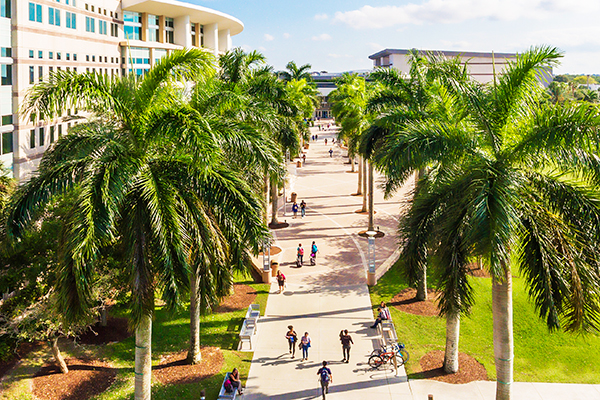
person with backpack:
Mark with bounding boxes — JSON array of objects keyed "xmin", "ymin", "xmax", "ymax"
[
  {"xmin": 317, "ymin": 361, "xmax": 332, "ymax": 399},
  {"xmin": 285, "ymin": 325, "xmax": 298, "ymax": 359},
  {"xmin": 297, "ymin": 243, "xmax": 304, "ymax": 266},
  {"xmin": 339, "ymin": 329, "xmax": 354, "ymax": 363},
  {"xmin": 310, "ymin": 241, "xmax": 318, "ymax": 265},
  {"xmin": 292, "ymin": 202, "xmax": 299, "ymax": 218},
  {"xmin": 224, "ymin": 368, "xmax": 243, "ymax": 395},
  {"xmin": 299, "ymin": 331, "xmax": 311, "ymax": 361},
  {"xmin": 276, "ymin": 270, "xmax": 286, "ymax": 294},
  {"xmin": 300, "ymin": 200, "xmax": 307, "ymax": 218}
]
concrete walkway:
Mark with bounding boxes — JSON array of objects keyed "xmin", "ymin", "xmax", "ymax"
[{"xmin": 243, "ymin": 124, "xmax": 600, "ymax": 400}]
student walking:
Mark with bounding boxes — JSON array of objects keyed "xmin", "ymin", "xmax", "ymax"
[
  {"xmin": 310, "ymin": 241, "xmax": 318, "ymax": 265},
  {"xmin": 299, "ymin": 332, "xmax": 311, "ymax": 361},
  {"xmin": 292, "ymin": 202, "xmax": 299, "ymax": 218},
  {"xmin": 302, "ymin": 154, "xmax": 306, "ymax": 165},
  {"xmin": 286, "ymin": 325, "xmax": 298, "ymax": 359},
  {"xmin": 317, "ymin": 361, "xmax": 332, "ymax": 399},
  {"xmin": 300, "ymin": 200, "xmax": 306, "ymax": 218},
  {"xmin": 276, "ymin": 270, "xmax": 286, "ymax": 294},
  {"xmin": 329, "ymin": 148, "xmax": 333, "ymax": 157},
  {"xmin": 340, "ymin": 329, "xmax": 353, "ymax": 363},
  {"xmin": 297, "ymin": 243, "xmax": 304, "ymax": 266}
]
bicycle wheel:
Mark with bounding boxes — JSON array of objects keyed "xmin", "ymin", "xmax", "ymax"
[
  {"xmin": 368, "ymin": 354, "xmax": 385, "ymax": 369},
  {"xmin": 370, "ymin": 347, "xmax": 383, "ymax": 357},
  {"xmin": 398, "ymin": 348, "xmax": 409, "ymax": 363},
  {"xmin": 394, "ymin": 352, "xmax": 406, "ymax": 367}
]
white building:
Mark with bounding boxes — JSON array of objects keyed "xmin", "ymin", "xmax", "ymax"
[
  {"xmin": 369, "ymin": 48, "xmax": 518, "ymax": 84},
  {"xmin": 1, "ymin": 0, "xmax": 242, "ymax": 181}
]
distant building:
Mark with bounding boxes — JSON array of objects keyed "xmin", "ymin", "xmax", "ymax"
[
  {"xmin": 1, "ymin": 0, "xmax": 243, "ymax": 181},
  {"xmin": 310, "ymin": 70, "xmax": 370, "ymax": 119}
]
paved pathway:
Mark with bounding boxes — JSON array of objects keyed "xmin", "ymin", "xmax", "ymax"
[{"xmin": 243, "ymin": 123, "xmax": 600, "ymax": 400}]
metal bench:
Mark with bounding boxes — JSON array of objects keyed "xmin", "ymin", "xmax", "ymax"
[
  {"xmin": 245, "ymin": 304, "xmax": 260, "ymax": 334},
  {"xmin": 238, "ymin": 319, "xmax": 256, "ymax": 351},
  {"xmin": 217, "ymin": 372, "xmax": 238, "ymax": 399}
]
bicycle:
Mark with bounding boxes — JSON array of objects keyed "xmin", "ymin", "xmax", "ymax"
[{"xmin": 368, "ymin": 342, "xmax": 409, "ymax": 369}]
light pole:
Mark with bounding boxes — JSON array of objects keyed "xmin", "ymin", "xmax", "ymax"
[
  {"xmin": 283, "ymin": 149, "xmax": 290, "ymax": 217},
  {"xmin": 261, "ymin": 240, "xmax": 271, "ymax": 283},
  {"xmin": 366, "ymin": 230, "xmax": 377, "ymax": 286}
]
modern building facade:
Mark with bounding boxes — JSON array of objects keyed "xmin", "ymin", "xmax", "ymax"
[
  {"xmin": 369, "ymin": 48, "xmax": 518, "ymax": 84},
  {"xmin": 1, "ymin": 0, "xmax": 242, "ymax": 181}
]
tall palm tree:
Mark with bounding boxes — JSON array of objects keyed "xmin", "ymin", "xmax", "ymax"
[
  {"xmin": 278, "ymin": 60, "xmax": 312, "ymax": 82},
  {"xmin": 383, "ymin": 46, "xmax": 600, "ymax": 399},
  {"xmin": 6, "ymin": 49, "xmax": 255, "ymax": 400}
]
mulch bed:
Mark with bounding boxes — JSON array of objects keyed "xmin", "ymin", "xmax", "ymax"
[
  {"xmin": 0, "ymin": 341, "xmax": 41, "ymax": 380},
  {"xmin": 32, "ymin": 358, "xmax": 117, "ymax": 400},
  {"xmin": 419, "ymin": 350, "xmax": 488, "ymax": 384},
  {"xmin": 77, "ymin": 317, "xmax": 132, "ymax": 345},
  {"xmin": 215, "ymin": 284, "xmax": 258, "ymax": 313},
  {"xmin": 153, "ymin": 347, "xmax": 223, "ymax": 385},
  {"xmin": 390, "ymin": 288, "xmax": 441, "ymax": 317}
]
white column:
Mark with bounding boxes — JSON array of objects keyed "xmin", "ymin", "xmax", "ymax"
[
  {"xmin": 174, "ymin": 15, "xmax": 191, "ymax": 48},
  {"xmin": 204, "ymin": 23, "xmax": 218, "ymax": 57},
  {"xmin": 218, "ymin": 28, "xmax": 230, "ymax": 52}
]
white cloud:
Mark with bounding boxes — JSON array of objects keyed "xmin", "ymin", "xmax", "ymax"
[
  {"xmin": 264, "ymin": 34, "xmax": 274, "ymax": 41},
  {"xmin": 367, "ymin": 42, "xmax": 384, "ymax": 51},
  {"xmin": 314, "ymin": 13, "xmax": 329, "ymax": 20},
  {"xmin": 332, "ymin": 0, "xmax": 600, "ymax": 29},
  {"xmin": 328, "ymin": 53, "xmax": 353, "ymax": 59},
  {"xmin": 312, "ymin": 33, "xmax": 332, "ymax": 41},
  {"xmin": 525, "ymin": 27, "xmax": 600, "ymax": 47},
  {"xmin": 258, "ymin": 46, "xmax": 267, "ymax": 51},
  {"xmin": 440, "ymin": 40, "xmax": 471, "ymax": 49},
  {"xmin": 283, "ymin": 33, "xmax": 291, "ymax": 39},
  {"xmin": 241, "ymin": 44, "xmax": 253, "ymax": 52}
]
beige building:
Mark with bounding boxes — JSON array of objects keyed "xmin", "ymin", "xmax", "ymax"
[
  {"xmin": 369, "ymin": 48, "xmax": 518, "ymax": 84},
  {"xmin": 2, "ymin": 0, "xmax": 242, "ymax": 181}
]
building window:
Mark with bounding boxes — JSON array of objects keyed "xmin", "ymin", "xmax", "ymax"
[
  {"xmin": 85, "ymin": 16, "xmax": 95, "ymax": 32},
  {"xmin": 29, "ymin": 66, "xmax": 34, "ymax": 84},
  {"xmin": 1, "ymin": 64, "xmax": 11, "ymax": 85},
  {"xmin": 148, "ymin": 14, "xmax": 159, "ymax": 42},
  {"xmin": 166, "ymin": 30, "xmax": 174, "ymax": 44},
  {"xmin": 165, "ymin": 17, "xmax": 174, "ymax": 44},
  {"xmin": 0, "ymin": 48, "xmax": 11, "ymax": 57},
  {"xmin": 39, "ymin": 127, "xmax": 45, "ymax": 146},
  {"xmin": 48, "ymin": 7, "xmax": 60, "ymax": 26},
  {"xmin": 38, "ymin": 50, "xmax": 43, "ymax": 59},
  {"xmin": 73, "ymin": 54, "xmax": 77, "ymax": 61},
  {"xmin": 123, "ymin": 11, "xmax": 141, "ymax": 23},
  {"xmin": 86, "ymin": 55, "xmax": 89, "ymax": 61},
  {"xmin": 2, "ymin": 131, "xmax": 13, "ymax": 154},
  {"xmin": 191, "ymin": 24, "xmax": 196, "ymax": 46},
  {"xmin": 1, "ymin": 0, "xmax": 11, "ymax": 18},
  {"xmin": 50, "ymin": 126, "xmax": 55, "ymax": 143},
  {"xmin": 57, "ymin": 52, "xmax": 61, "ymax": 60},
  {"xmin": 38, "ymin": 66, "xmax": 43, "ymax": 81},
  {"xmin": 30, "ymin": 129, "xmax": 36, "ymax": 148},
  {"xmin": 66, "ymin": 11, "xmax": 76, "ymax": 29},
  {"xmin": 124, "ymin": 25, "xmax": 140, "ymax": 40},
  {"xmin": 92, "ymin": 55, "xmax": 95, "ymax": 62},
  {"xmin": 99, "ymin": 20, "xmax": 107, "ymax": 35},
  {"xmin": 29, "ymin": 50, "xmax": 34, "ymax": 58},
  {"xmin": 58, "ymin": 124, "xmax": 62, "ymax": 137},
  {"xmin": 29, "ymin": 3, "xmax": 42, "ymax": 23},
  {"xmin": 1, "ymin": 115, "xmax": 12, "ymax": 125},
  {"xmin": 49, "ymin": 51, "xmax": 53, "ymax": 59},
  {"xmin": 110, "ymin": 22, "xmax": 118, "ymax": 37},
  {"xmin": 66, "ymin": 0, "xmax": 76, "ymax": 5},
  {"xmin": 66, "ymin": 53, "xmax": 70, "ymax": 61},
  {"xmin": 49, "ymin": 66, "xmax": 53, "ymax": 73}
]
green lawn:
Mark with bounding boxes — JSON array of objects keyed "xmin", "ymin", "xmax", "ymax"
[
  {"xmin": 369, "ymin": 264, "xmax": 600, "ymax": 383},
  {"xmin": 0, "ymin": 276, "xmax": 270, "ymax": 400}
]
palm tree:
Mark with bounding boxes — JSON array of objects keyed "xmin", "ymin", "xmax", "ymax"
[
  {"xmin": 6, "ymin": 49, "xmax": 255, "ymax": 400},
  {"xmin": 278, "ymin": 60, "xmax": 312, "ymax": 82},
  {"xmin": 382, "ymin": 46, "xmax": 600, "ymax": 399}
]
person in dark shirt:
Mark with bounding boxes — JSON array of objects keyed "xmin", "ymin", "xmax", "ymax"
[
  {"xmin": 317, "ymin": 361, "xmax": 332, "ymax": 399},
  {"xmin": 339, "ymin": 329, "xmax": 354, "ymax": 363}
]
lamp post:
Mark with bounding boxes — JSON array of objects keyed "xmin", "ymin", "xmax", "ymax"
[
  {"xmin": 366, "ymin": 230, "xmax": 377, "ymax": 286},
  {"xmin": 283, "ymin": 149, "xmax": 290, "ymax": 216},
  {"xmin": 261, "ymin": 240, "xmax": 271, "ymax": 283}
]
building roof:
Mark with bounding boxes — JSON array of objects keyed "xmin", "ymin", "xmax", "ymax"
[
  {"xmin": 369, "ymin": 48, "xmax": 516, "ymax": 60},
  {"xmin": 122, "ymin": 0, "xmax": 244, "ymax": 35}
]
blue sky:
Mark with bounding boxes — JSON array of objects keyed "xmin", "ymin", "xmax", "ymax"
[{"xmin": 192, "ymin": 0, "xmax": 600, "ymax": 75}]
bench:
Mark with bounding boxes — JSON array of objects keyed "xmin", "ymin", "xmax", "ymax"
[
  {"xmin": 217, "ymin": 372, "xmax": 239, "ymax": 399},
  {"xmin": 238, "ymin": 319, "xmax": 256, "ymax": 351},
  {"xmin": 245, "ymin": 304, "xmax": 260, "ymax": 334},
  {"xmin": 380, "ymin": 320, "xmax": 398, "ymax": 345}
]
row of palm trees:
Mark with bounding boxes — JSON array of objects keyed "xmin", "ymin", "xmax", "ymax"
[
  {"xmin": 330, "ymin": 46, "xmax": 600, "ymax": 400},
  {"xmin": 1, "ymin": 48, "xmax": 318, "ymax": 400}
]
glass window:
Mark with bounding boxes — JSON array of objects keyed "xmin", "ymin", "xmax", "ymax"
[
  {"xmin": 148, "ymin": 28, "xmax": 158, "ymax": 42},
  {"xmin": 99, "ymin": 20, "xmax": 107, "ymax": 35},
  {"xmin": 124, "ymin": 25, "xmax": 140, "ymax": 40},
  {"xmin": 1, "ymin": 115, "xmax": 12, "ymax": 125},
  {"xmin": 123, "ymin": 11, "xmax": 140, "ymax": 23},
  {"xmin": 29, "ymin": 50, "xmax": 34, "ymax": 58},
  {"xmin": 1, "ymin": 0, "xmax": 11, "ymax": 18},
  {"xmin": 73, "ymin": 54, "xmax": 77, "ymax": 61},
  {"xmin": 50, "ymin": 126, "xmax": 55, "ymax": 143},
  {"xmin": 85, "ymin": 16, "xmax": 95, "ymax": 32},
  {"xmin": 57, "ymin": 52, "xmax": 61, "ymax": 60},
  {"xmin": 166, "ymin": 30, "xmax": 174, "ymax": 44},
  {"xmin": 38, "ymin": 50, "xmax": 43, "ymax": 58},
  {"xmin": 66, "ymin": 53, "xmax": 70, "ymax": 60},
  {"xmin": 0, "ymin": 48, "xmax": 11, "ymax": 57},
  {"xmin": 165, "ymin": 17, "xmax": 173, "ymax": 28},
  {"xmin": 66, "ymin": 11, "xmax": 76, "ymax": 29},
  {"xmin": 49, "ymin": 51, "xmax": 53, "ymax": 59},
  {"xmin": 38, "ymin": 66, "xmax": 43, "ymax": 81},
  {"xmin": 58, "ymin": 124, "xmax": 62, "ymax": 137},
  {"xmin": 39, "ymin": 127, "xmax": 44, "ymax": 146},
  {"xmin": 48, "ymin": 7, "xmax": 60, "ymax": 26},
  {"xmin": 30, "ymin": 129, "xmax": 35, "ymax": 148},
  {"xmin": 148, "ymin": 15, "xmax": 158, "ymax": 25},
  {"xmin": 1, "ymin": 64, "xmax": 11, "ymax": 85},
  {"xmin": 2, "ymin": 131, "xmax": 12, "ymax": 154},
  {"xmin": 29, "ymin": 66, "xmax": 34, "ymax": 84}
]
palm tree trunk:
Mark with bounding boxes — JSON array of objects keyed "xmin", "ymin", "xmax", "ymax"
[
  {"xmin": 350, "ymin": 155, "xmax": 355, "ymax": 172},
  {"xmin": 187, "ymin": 272, "xmax": 202, "ymax": 364},
  {"xmin": 361, "ymin": 159, "xmax": 367, "ymax": 212},
  {"xmin": 493, "ymin": 266, "xmax": 513, "ymax": 400},
  {"xmin": 444, "ymin": 311, "xmax": 460, "ymax": 373},
  {"xmin": 270, "ymin": 175, "xmax": 279, "ymax": 225},
  {"xmin": 263, "ymin": 169, "xmax": 269, "ymax": 225},
  {"xmin": 50, "ymin": 337, "xmax": 68, "ymax": 374},
  {"xmin": 134, "ymin": 314, "xmax": 152, "ymax": 400},
  {"xmin": 368, "ymin": 161, "xmax": 374, "ymax": 231},
  {"xmin": 415, "ymin": 168, "xmax": 428, "ymax": 301},
  {"xmin": 356, "ymin": 157, "xmax": 362, "ymax": 195},
  {"xmin": 100, "ymin": 305, "xmax": 108, "ymax": 327}
]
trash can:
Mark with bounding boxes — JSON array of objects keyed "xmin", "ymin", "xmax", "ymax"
[
  {"xmin": 296, "ymin": 160, "xmax": 302, "ymax": 168},
  {"xmin": 291, "ymin": 192, "xmax": 297, "ymax": 203},
  {"xmin": 271, "ymin": 261, "xmax": 279, "ymax": 277}
]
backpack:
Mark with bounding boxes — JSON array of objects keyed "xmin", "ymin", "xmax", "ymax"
[
  {"xmin": 224, "ymin": 379, "xmax": 233, "ymax": 393},
  {"xmin": 320, "ymin": 368, "xmax": 330, "ymax": 382}
]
